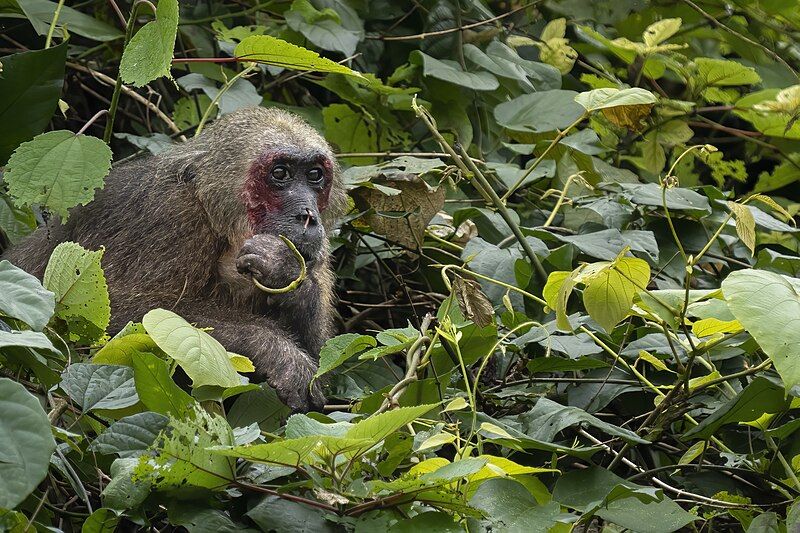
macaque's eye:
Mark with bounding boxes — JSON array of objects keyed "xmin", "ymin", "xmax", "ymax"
[
  {"xmin": 307, "ymin": 167, "xmax": 324, "ymax": 185},
  {"xmin": 271, "ymin": 165, "xmax": 290, "ymax": 182}
]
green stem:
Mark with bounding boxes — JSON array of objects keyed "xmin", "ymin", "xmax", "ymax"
[
  {"xmin": 103, "ymin": 2, "xmax": 146, "ymax": 143},
  {"xmin": 542, "ymin": 172, "xmax": 581, "ymax": 227},
  {"xmin": 44, "ymin": 0, "xmax": 66, "ymax": 48},
  {"xmin": 195, "ymin": 65, "xmax": 257, "ymax": 136},
  {"xmin": 412, "ymin": 97, "xmax": 546, "ymax": 283},
  {"xmin": 501, "ymin": 113, "xmax": 586, "ymax": 201}
]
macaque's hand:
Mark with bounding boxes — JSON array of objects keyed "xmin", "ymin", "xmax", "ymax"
[
  {"xmin": 264, "ymin": 350, "xmax": 326, "ymax": 412},
  {"xmin": 236, "ymin": 234, "xmax": 304, "ymax": 289}
]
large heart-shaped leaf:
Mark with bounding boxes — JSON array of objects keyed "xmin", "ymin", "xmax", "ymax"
[
  {"xmin": 722, "ymin": 270, "xmax": 800, "ymax": 390},
  {"xmin": 142, "ymin": 309, "xmax": 241, "ymax": 388},
  {"xmin": 0, "ymin": 378, "xmax": 56, "ymax": 509}
]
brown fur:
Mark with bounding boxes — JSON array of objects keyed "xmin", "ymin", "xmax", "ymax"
[{"xmin": 3, "ymin": 107, "xmax": 347, "ymax": 412}]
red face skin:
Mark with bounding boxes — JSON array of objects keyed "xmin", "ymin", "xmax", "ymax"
[{"xmin": 242, "ymin": 151, "xmax": 333, "ymax": 234}]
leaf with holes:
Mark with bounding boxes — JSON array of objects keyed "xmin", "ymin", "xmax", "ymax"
[{"xmin": 43, "ymin": 242, "xmax": 110, "ymax": 343}]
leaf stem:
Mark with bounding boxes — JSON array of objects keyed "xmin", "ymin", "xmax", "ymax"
[
  {"xmin": 103, "ymin": 1, "xmax": 148, "ymax": 143},
  {"xmin": 250, "ymin": 236, "xmax": 307, "ymax": 294},
  {"xmin": 44, "ymin": 0, "xmax": 66, "ymax": 48},
  {"xmin": 195, "ymin": 64, "xmax": 257, "ymax": 136},
  {"xmin": 501, "ymin": 113, "xmax": 586, "ymax": 201}
]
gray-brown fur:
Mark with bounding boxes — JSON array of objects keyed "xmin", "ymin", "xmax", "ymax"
[{"xmin": 3, "ymin": 107, "xmax": 347, "ymax": 412}]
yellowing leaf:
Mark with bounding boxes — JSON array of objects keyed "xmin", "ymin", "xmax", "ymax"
[
  {"xmin": 478, "ymin": 422, "xmax": 520, "ymax": 441},
  {"xmin": 535, "ymin": 18, "xmax": 576, "ymax": 74},
  {"xmin": 469, "ymin": 455, "xmax": 556, "ymax": 482},
  {"xmin": 727, "ymin": 201, "xmax": 756, "ymax": 255},
  {"xmin": 637, "ymin": 350, "xmax": 672, "ymax": 372},
  {"xmin": 543, "ymin": 270, "xmax": 570, "ymax": 311},
  {"xmin": 540, "ymin": 18, "xmax": 567, "ymax": 41},
  {"xmin": 754, "ymin": 85, "xmax": 800, "ymax": 114},
  {"xmin": 582, "ymin": 257, "xmax": 651, "ymax": 332},
  {"xmin": 409, "ymin": 457, "xmax": 449, "ymax": 476},
  {"xmin": 642, "ymin": 18, "xmax": 682, "ymax": 48},
  {"xmin": 749, "ymin": 194, "xmax": 796, "ymax": 225},
  {"xmin": 688, "ymin": 371, "xmax": 721, "ymax": 390},
  {"xmin": 228, "ymin": 352, "xmax": 255, "ymax": 373},
  {"xmin": 443, "ymin": 397, "xmax": 469, "ymax": 412},
  {"xmin": 692, "ymin": 317, "xmax": 743, "ymax": 337},
  {"xmin": 417, "ymin": 432, "xmax": 457, "ymax": 451}
]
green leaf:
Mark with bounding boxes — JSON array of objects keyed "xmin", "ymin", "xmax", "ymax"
[
  {"xmin": 285, "ymin": 0, "xmax": 362, "ymax": 56},
  {"xmin": 553, "ymin": 467, "xmax": 695, "ymax": 533},
  {"xmin": 0, "ymin": 377, "xmax": 56, "ymax": 510},
  {"xmin": 0, "ymin": 330, "xmax": 61, "ymax": 355},
  {"xmin": 695, "ymin": 58, "xmax": 761, "ymax": 86},
  {"xmin": 684, "ymin": 378, "xmax": 788, "ymax": 439},
  {"xmin": 89, "ymin": 412, "xmax": 169, "ymax": 457},
  {"xmin": 101, "ymin": 458, "xmax": 151, "ymax": 511},
  {"xmin": 0, "ymin": 260, "xmax": 55, "ymax": 331},
  {"xmin": 211, "ymin": 435, "xmax": 373, "ymax": 465},
  {"xmin": 411, "ymin": 51, "xmax": 499, "ymax": 90},
  {"xmin": 247, "ymin": 496, "xmax": 338, "ymax": 533},
  {"xmin": 81, "ymin": 508, "xmax": 120, "ymax": 533},
  {"xmin": 0, "ymin": 42, "xmax": 67, "ymax": 164},
  {"xmin": 131, "ymin": 351, "xmax": 194, "ymax": 415},
  {"xmin": 119, "ymin": 0, "xmax": 179, "ymax": 86},
  {"xmin": 470, "ymin": 478, "xmax": 561, "ymax": 533},
  {"xmin": 722, "ymin": 270, "xmax": 800, "ymax": 390},
  {"xmin": 43, "ymin": 242, "xmax": 110, "ymax": 343},
  {"xmin": 93, "ymin": 333, "xmax": 162, "ymax": 366},
  {"xmin": 12, "ymin": 0, "xmax": 123, "ymax": 41},
  {"xmin": 315, "ymin": 333, "xmax": 376, "ymax": 378},
  {"xmin": 322, "ymin": 103, "xmax": 378, "ymax": 157},
  {"xmin": 521, "ymin": 398, "xmax": 648, "ymax": 444},
  {"xmin": 464, "ymin": 41, "xmax": 562, "ymax": 87},
  {"xmin": 574, "ymin": 87, "xmax": 656, "ymax": 112},
  {"xmin": 142, "ymin": 309, "xmax": 241, "ymax": 388},
  {"xmin": 235, "ymin": 35, "xmax": 363, "ymax": 77},
  {"xmin": 346, "ymin": 404, "xmax": 437, "ymax": 443},
  {"xmin": 4, "ymin": 131, "xmax": 112, "ymax": 219},
  {"xmin": 60, "ymin": 363, "xmax": 139, "ymax": 411},
  {"xmin": 583, "ymin": 256, "xmax": 651, "ymax": 332},
  {"xmin": 0, "ymin": 196, "xmax": 37, "ymax": 244},
  {"xmin": 494, "ymin": 90, "xmax": 584, "ymax": 132}
]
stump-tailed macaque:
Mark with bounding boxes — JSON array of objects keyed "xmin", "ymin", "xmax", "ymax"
[{"xmin": 4, "ymin": 107, "xmax": 346, "ymax": 412}]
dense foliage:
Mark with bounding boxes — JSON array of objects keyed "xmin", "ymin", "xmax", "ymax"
[{"xmin": 1, "ymin": 0, "xmax": 800, "ymax": 531}]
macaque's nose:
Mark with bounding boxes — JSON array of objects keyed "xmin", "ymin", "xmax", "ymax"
[{"xmin": 297, "ymin": 208, "xmax": 319, "ymax": 229}]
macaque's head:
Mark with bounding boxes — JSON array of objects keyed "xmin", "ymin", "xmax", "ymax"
[
  {"xmin": 161, "ymin": 107, "xmax": 346, "ymax": 260},
  {"xmin": 242, "ymin": 145, "xmax": 335, "ymax": 260}
]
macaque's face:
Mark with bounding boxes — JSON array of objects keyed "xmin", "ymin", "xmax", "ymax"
[{"xmin": 242, "ymin": 147, "xmax": 334, "ymax": 261}]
